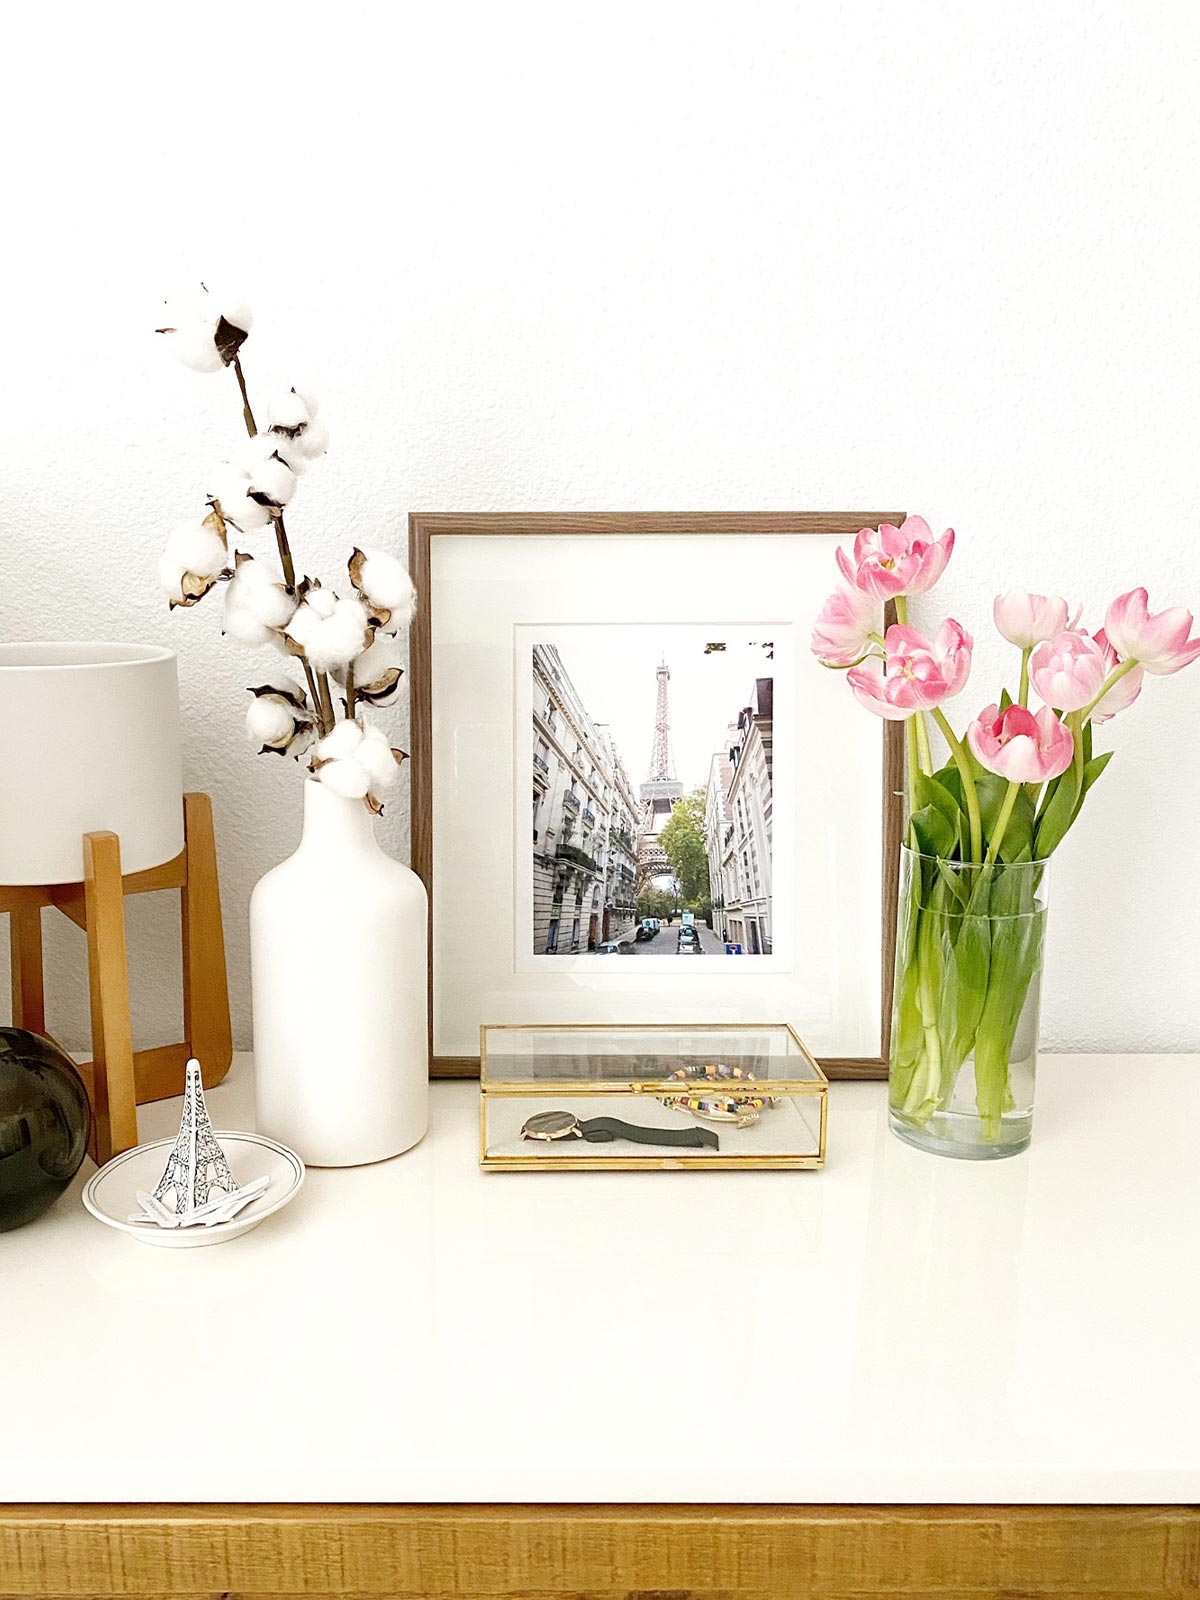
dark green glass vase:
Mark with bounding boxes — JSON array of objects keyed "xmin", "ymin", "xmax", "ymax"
[{"xmin": 0, "ymin": 1027, "xmax": 91, "ymax": 1231}]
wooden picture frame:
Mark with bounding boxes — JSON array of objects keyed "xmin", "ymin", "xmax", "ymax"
[{"xmin": 409, "ymin": 512, "xmax": 904, "ymax": 1081}]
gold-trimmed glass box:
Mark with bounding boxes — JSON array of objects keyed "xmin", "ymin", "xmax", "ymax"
[{"xmin": 480, "ymin": 1023, "xmax": 827, "ymax": 1171}]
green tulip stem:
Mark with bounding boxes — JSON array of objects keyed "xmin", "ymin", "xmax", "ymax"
[
  {"xmin": 913, "ymin": 710, "xmax": 933, "ymax": 775},
  {"xmin": 905, "ymin": 716, "xmax": 920, "ymax": 823},
  {"xmin": 1018, "ymin": 648, "xmax": 1031, "ymax": 708},
  {"xmin": 1079, "ymin": 656, "xmax": 1139, "ymax": 722},
  {"xmin": 931, "ymin": 706, "xmax": 982, "ymax": 862},
  {"xmin": 984, "ymin": 780, "xmax": 1021, "ymax": 866}
]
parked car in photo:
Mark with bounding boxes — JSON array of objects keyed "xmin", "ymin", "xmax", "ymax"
[
  {"xmin": 677, "ymin": 925, "xmax": 702, "ymax": 954},
  {"xmin": 639, "ymin": 917, "xmax": 660, "ymax": 937},
  {"xmin": 597, "ymin": 939, "xmax": 635, "ymax": 955}
]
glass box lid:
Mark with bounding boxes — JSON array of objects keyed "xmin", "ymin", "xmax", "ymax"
[{"xmin": 480, "ymin": 1023, "xmax": 825, "ymax": 1095}]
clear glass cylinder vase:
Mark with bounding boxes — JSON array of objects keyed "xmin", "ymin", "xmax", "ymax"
[{"xmin": 888, "ymin": 845, "xmax": 1049, "ymax": 1160}]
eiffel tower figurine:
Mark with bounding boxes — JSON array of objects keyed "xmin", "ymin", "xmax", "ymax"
[{"xmin": 130, "ymin": 1059, "xmax": 269, "ymax": 1229}]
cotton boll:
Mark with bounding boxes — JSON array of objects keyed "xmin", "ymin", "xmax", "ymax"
[
  {"xmin": 266, "ymin": 432, "xmax": 307, "ymax": 475},
  {"xmin": 357, "ymin": 724, "xmax": 401, "ymax": 790},
  {"xmin": 164, "ymin": 515, "xmax": 227, "ymax": 577},
  {"xmin": 246, "ymin": 453, "xmax": 296, "ymax": 508},
  {"xmin": 171, "ymin": 325, "xmax": 225, "ymax": 373},
  {"xmin": 209, "ymin": 463, "xmax": 248, "ymax": 507},
  {"xmin": 286, "ymin": 588, "xmax": 370, "ymax": 673},
  {"xmin": 291, "ymin": 384, "xmax": 319, "ymax": 418},
  {"xmin": 223, "ymin": 490, "xmax": 274, "ymax": 531},
  {"xmin": 156, "ymin": 285, "xmax": 251, "ymax": 370},
  {"xmin": 158, "ymin": 548, "xmax": 213, "ymax": 606},
  {"xmin": 297, "ymin": 417, "xmax": 329, "ymax": 460},
  {"xmin": 266, "ymin": 387, "xmax": 311, "ymax": 433},
  {"xmin": 245, "ymin": 678, "xmax": 315, "ymax": 757},
  {"xmin": 347, "ymin": 546, "xmax": 416, "ymax": 631},
  {"xmin": 340, "ymin": 630, "xmax": 405, "ymax": 705},
  {"xmin": 315, "ymin": 718, "xmax": 364, "ymax": 763},
  {"xmin": 159, "ymin": 513, "xmax": 229, "ymax": 607},
  {"xmin": 316, "ymin": 758, "xmax": 371, "ymax": 800},
  {"xmin": 312, "ymin": 720, "xmax": 372, "ymax": 798},
  {"xmin": 250, "ymin": 672, "xmax": 309, "ymax": 706},
  {"xmin": 224, "ymin": 556, "xmax": 295, "ymax": 644},
  {"xmin": 237, "ymin": 435, "xmax": 299, "ymax": 503},
  {"xmin": 246, "ymin": 695, "xmax": 295, "ymax": 747},
  {"xmin": 210, "ymin": 464, "xmax": 274, "ymax": 530},
  {"xmin": 212, "ymin": 290, "xmax": 253, "ymax": 335},
  {"xmin": 240, "ymin": 434, "xmax": 280, "ymax": 465}
]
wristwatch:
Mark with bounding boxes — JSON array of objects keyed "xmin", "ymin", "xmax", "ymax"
[{"xmin": 520, "ymin": 1110, "xmax": 719, "ymax": 1150}]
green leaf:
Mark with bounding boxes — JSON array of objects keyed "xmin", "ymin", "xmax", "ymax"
[
  {"xmin": 934, "ymin": 761, "xmax": 963, "ymax": 808},
  {"xmin": 1081, "ymin": 750, "xmax": 1112, "ymax": 798},
  {"xmin": 914, "ymin": 771, "xmax": 964, "ymax": 831},
  {"xmin": 935, "ymin": 856, "xmax": 970, "ymax": 908},
  {"xmin": 950, "ymin": 912, "xmax": 991, "ymax": 1062},
  {"xmin": 909, "ymin": 802, "xmax": 958, "ymax": 861},
  {"xmin": 975, "ymin": 773, "xmax": 1036, "ymax": 863},
  {"xmin": 999, "ymin": 686, "xmax": 1014, "ymax": 712},
  {"xmin": 1034, "ymin": 761, "xmax": 1082, "ymax": 857}
]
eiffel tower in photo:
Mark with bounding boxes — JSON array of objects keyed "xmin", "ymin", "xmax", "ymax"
[{"xmin": 637, "ymin": 658, "xmax": 684, "ymax": 888}]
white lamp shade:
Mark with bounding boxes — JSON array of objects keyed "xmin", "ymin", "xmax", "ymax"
[{"xmin": 0, "ymin": 642, "xmax": 184, "ymax": 885}]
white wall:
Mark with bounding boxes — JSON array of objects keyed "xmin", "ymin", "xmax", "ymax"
[{"xmin": 2, "ymin": 0, "xmax": 1197, "ymax": 1053}]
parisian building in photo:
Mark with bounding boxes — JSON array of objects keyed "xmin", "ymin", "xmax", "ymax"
[
  {"xmin": 705, "ymin": 678, "xmax": 773, "ymax": 954},
  {"xmin": 532, "ymin": 644, "xmax": 639, "ymax": 954}
]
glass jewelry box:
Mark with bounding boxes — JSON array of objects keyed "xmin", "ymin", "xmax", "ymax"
[{"xmin": 479, "ymin": 1023, "xmax": 827, "ymax": 1171}]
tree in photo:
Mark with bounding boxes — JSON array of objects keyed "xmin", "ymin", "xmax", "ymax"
[
  {"xmin": 636, "ymin": 886, "xmax": 677, "ymax": 921},
  {"xmin": 659, "ymin": 787, "xmax": 711, "ymax": 907}
]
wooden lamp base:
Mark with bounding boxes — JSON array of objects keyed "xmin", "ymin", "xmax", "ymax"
[{"xmin": 1, "ymin": 792, "xmax": 233, "ymax": 1165}]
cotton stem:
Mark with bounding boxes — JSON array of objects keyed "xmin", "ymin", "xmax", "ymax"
[
  {"xmin": 300, "ymin": 661, "xmax": 330, "ymax": 737},
  {"xmin": 271, "ymin": 510, "xmax": 298, "ymax": 591},
  {"xmin": 317, "ymin": 672, "xmax": 336, "ymax": 732},
  {"xmin": 232, "ymin": 354, "xmax": 257, "ymax": 437}
]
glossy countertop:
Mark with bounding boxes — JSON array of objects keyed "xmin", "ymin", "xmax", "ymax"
[{"xmin": 3, "ymin": 1054, "xmax": 1197, "ymax": 1504}]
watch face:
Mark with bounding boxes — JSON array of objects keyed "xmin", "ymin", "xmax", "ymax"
[{"xmin": 521, "ymin": 1110, "xmax": 581, "ymax": 1141}]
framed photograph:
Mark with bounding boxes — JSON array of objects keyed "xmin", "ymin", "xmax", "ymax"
[{"xmin": 409, "ymin": 513, "xmax": 903, "ymax": 1079}]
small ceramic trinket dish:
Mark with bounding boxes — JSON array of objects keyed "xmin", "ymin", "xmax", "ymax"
[
  {"xmin": 83, "ymin": 1057, "xmax": 304, "ymax": 1248},
  {"xmin": 83, "ymin": 1131, "xmax": 304, "ymax": 1248}
]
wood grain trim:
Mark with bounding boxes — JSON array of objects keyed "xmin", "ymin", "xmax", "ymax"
[
  {"xmin": 408, "ymin": 512, "xmax": 906, "ymax": 1084},
  {"xmin": 0, "ymin": 1504, "xmax": 1196, "ymax": 1598}
]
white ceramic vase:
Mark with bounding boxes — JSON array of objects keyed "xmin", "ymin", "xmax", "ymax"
[
  {"xmin": 0, "ymin": 642, "xmax": 183, "ymax": 884},
  {"xmin": 251, "ymin": 779, "xmax": 429, "ymax": 1167}
]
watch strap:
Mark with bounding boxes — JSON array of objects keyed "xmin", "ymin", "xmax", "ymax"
[{"xmin": 578, "ymin": 1116, "xmax": 719, "ymax": 1151}]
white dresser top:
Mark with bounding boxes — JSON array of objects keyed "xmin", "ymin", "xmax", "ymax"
[{"xmin": 3, "ymin": 1053, "xmax": 1196, "ymax": 1504}]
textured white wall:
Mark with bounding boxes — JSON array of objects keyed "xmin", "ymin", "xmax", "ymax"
[{"xmin": 1, "ymin": 0, "xmax": 1197, "ymax": 1053}]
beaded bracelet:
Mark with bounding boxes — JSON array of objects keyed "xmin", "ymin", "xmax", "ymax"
[{"xmin": 658, "ymin": 1062, "xmax": 778, "ymax": 1128}]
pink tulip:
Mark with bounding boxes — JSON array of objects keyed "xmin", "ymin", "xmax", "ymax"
[
  {"xmin": 846, "ymin": 620, "xmax": 973, "ymax": 720},
  {"xmin": 968, "ymin": 703, "xmax": 1075, "ymax": 783},
  {"xmin": 993, "ymin": 588, "xmax": 1070, "ymax": 649},
  {"xmin": 1028, "ymin": 629, "xmax": 1107, "ymax": 712},
  {"xmin": 1089, "ymin": 628, "xmax": 1144, "ymax": 723},
  {"xmin": 810, "ymin": 583, "xmax": 883, "ymax": 667},
  {"xmin": 1103, "ymin": 588, "xmax": 1200, "ymax": 676},
  {"xmin": 839, "ymin": 515, "xmax": 955, "ymax": 600}
]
